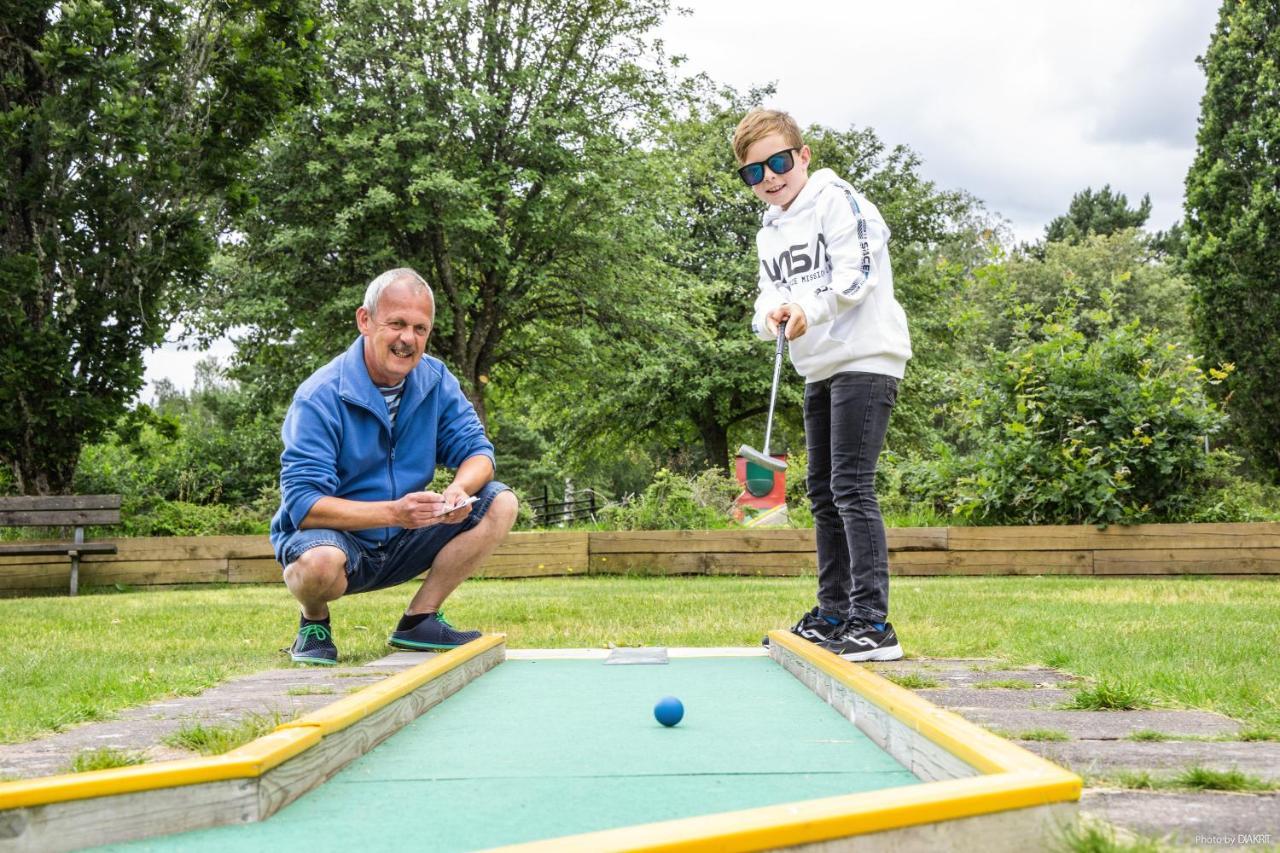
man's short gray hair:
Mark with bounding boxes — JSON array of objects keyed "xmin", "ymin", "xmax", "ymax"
[{"xmin": 363, "ymin": 268, "xmax": 431, "ymax": 317}]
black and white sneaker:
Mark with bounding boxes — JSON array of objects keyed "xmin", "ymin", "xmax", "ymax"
[
  {"xmin": 820, "ymin": 620, "xmax": 904, "ymax": 662},
  {"xmin": 761, "ymin": 607, "xmax": 845, "ymax": 647}
]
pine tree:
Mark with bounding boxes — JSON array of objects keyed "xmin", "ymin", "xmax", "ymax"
[{"xmin": 1185, "ymin": 0, "xmax": 1280, "ymax": 479}]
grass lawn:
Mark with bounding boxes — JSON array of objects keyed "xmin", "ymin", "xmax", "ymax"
[{"xmin": 0, "ymin": 575, "xmax": 1276, "ymax": 744}]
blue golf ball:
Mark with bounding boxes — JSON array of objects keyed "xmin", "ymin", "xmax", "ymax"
[{"xmin": 654, "ymin": 695, "xmax": 684, "ymax": 727}]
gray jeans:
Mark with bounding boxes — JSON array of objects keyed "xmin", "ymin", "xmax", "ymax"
[{"xmin": 804, "ymin": 371, "xmax": 899, "ymax": 623}]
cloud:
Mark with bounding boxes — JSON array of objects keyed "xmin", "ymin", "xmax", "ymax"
[{"xmin": 659, "ymin": 0, "xmax": 1219, "ymax": 241}]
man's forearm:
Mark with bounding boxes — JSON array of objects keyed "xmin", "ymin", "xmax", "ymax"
[
  {"xmin": 450, "ymin": 455, "xmax": 495, "ymax": 496},
  {"xmin": 300, "ymin": 496, "xmax": 399, "ymax": 531},
  {"xmin": 298, "ymin": 455, "xmax": 493, "ymax": 531}
]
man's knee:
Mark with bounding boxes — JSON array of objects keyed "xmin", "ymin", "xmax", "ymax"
[
  {"xmin": 284, "ymin": 545, "xmax": 347, "ymax": 591},
  {"xmin": 483, "ymin": 490, "xmax": 519, "ymax": 533}
]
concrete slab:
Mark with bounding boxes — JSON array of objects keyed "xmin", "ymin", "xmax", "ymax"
[
  {"xmin": 864, "ymin": 659, "xmax": 1082, "ymax": 689},
  {"xmin": 957, "ymin": 701, "xmax": 1233, "ymax": 737},
  {"xmin": 0, "ymin": 666, "xmax": 395, "ymax": 780},
  {"xmin": 957, "ymin": 709, "xmax": 1242, "ymax": 740},
  {"xmin": 1024, "ymin": 740, "xmax": 1280, "ymax": 781},
  {"xmin": 363, "ymin": 651, "xmax": 434, "ymax": 667},
  {"xmin": 604, "ymin": 647, "xmax": 669, "ymax": 665},
  {"xmin": 915, "ymin": 687, "xmax": 1076, "ymax": 710},
  {"xmin": 1082, "ymin": 790, "xmax": 1280, "ymax": 844}
]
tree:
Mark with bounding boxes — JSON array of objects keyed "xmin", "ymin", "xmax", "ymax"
[
  {"xmin": 541, "ymin": 84, "xmax": 978, "ymax": 472},
  {"xmin": 528, "ymin": 83, "xmax": 774, "ymax": 473},
  {"xmin": 0, "ymin": 0, "xmax": 318, "ymax": 494},
  {"xmin": 1044, "ymin": 185, "xmax": 1152, "ymax": 244},
  {"xmin": 1185, "ymin": 0, "xmax": 1280, "ymax": 479},
  {"xmin": 198, "ymin": 0, "xmax": 678, "ymax": 426},
  {"xmin": 978, "ymin": 231, "xmax": 1193, "ymax": 349}
]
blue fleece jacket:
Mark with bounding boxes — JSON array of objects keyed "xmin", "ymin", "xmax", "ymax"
[{"xmin": 269, "ymin": 337, "xmax": 495, "ymax": 559}]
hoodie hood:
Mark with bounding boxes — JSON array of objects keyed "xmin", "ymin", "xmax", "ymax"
[{"xmin": 762, "ymin": 168, "xmax": 842, "ymax": 228}]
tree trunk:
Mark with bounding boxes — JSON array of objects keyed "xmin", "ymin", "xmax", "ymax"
[
  {"xmin": 9, "ymin": 453, "xmax": 75, "ymax": 496},
  {"xmin": 694, "ymin": 411, "xmax": 730, "ymax": 472}
]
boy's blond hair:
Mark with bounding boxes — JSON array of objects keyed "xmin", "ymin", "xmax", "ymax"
[{"xmin": 732, "ymin": 109, "xmax": 804, "ymax": 164}]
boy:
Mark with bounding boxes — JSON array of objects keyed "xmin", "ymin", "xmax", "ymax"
[{"xmin": 733, "ymin": 108, "xmax": 910, "ymax": 661}]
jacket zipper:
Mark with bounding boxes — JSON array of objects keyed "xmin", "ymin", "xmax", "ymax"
[{"xmin": 343, "ymin": 392, "xmax": 397, "ymax": 547}]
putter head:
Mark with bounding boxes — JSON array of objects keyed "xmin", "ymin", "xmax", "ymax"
[{"xmin": 737, "ymin": 444, "xmax": 788, "ymax": 472}]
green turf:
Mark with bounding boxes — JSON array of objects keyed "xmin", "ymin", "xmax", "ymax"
[{"xmin": 103, "ymin": 657, "xmax": 920, "ymax": 851}]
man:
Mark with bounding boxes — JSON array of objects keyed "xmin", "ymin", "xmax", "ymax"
[{"xmin": 269, "ymin": 268, "xmax": 518, "ymax": 664}]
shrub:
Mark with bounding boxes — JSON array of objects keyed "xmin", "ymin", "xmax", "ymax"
[
  {"xmin": 784, "ymin": 450, "xmax": 813, "ymax": 528},
  {"xmin": 946, "ymin": 295, "xmax": 1230, "ymax": 525},
  {"xmin": 597, "ymin": 468, "xmax": 739, "ymax": 530},
  {"xmin": 117, "ymin": 498, "xmax": 270, "ymax": 537}
]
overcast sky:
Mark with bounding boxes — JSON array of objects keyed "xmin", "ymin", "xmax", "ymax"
[
  {"xmin": 658, "ymin": 0, "xmax": 1218, "ymax": 240},
  {"xmin": 144, "ymin": 1, "xmax": 1220, "ymax": 394}
]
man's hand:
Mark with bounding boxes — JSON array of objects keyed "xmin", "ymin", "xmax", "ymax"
[
  {"xmin": 766, "ymin": 303, "xmax": 808, "ymax": 340},
  {"xmin": 435, "ymin": 483, "xmax": 475, "ymax": 523},
  {"xmin": 392, "ymin": 491, "xmax": 449, "ymax": 529}
]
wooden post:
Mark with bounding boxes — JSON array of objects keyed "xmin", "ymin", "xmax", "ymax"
[{"xmin": 70, "ymin": 526, "xmax": 83, "ymax": 596}]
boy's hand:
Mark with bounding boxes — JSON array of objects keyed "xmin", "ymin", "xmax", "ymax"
[{"xmin": 767, "ymin": 304, "xmax": 808, "ymax": 340}]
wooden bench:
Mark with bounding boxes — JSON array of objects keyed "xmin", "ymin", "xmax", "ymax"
[{"xmin": 0, "ymin": 495, "xmax": 122, "ymax": 595}]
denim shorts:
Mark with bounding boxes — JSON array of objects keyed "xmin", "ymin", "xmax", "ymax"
[{"xmin": 277, "ymin": 481, "xmax": 511, "ymax": 595}]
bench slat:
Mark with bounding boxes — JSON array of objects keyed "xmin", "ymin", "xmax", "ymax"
[
  {"xmin": 0, "ymin": 494, "xmax": 122, "ymax": 511},
  {"xmin": 0, "ymin": 542, "xmax": 118, "ymax": 556},
  {"xmin": 0, "ymin": 509, "xmax": 122, "ymax": 526}
]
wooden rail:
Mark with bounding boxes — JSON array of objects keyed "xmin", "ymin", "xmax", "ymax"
[{"xmin": 1, "ymin": 523, "xmax": 1277, "ymax": 595}]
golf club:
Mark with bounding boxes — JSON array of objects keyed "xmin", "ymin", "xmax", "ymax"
[{"xmin": 737, "ymin": 320, "xmax": 788, "ymax": 473}]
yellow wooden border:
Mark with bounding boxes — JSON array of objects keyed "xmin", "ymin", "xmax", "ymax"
[
  {"xmin": 0, "ymin": 726, "xmax": 321, "ymax": 811},
  {"xmin": 278, "ymin": 633, "xmax": 504, "ymax": 736},
  {"xmin": 484, "ymin": 631, "xmax": 1081, "ymax": 853},
  {"xmin": 767, "ymin": 630, "xmax": 1065, "ymax": 776},
  {"xmin": 0, "ymin": 635, "xmax": 503, "ymax": 811}
]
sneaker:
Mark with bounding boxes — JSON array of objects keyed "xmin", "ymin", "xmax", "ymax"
[
  {"xmin": 761, "ymin": 607, "xmax": 845, "ymax": 647},
  {"xmin": 820, "ymin": 620, "xmax": 904, "ymax": 662},
  {"xmin": 291, "ymin": 621, "xmax": 338, "ymax": 665},
  {"xmin": 388, "ymin": 612, "xmax": 482, "ymax": 651}
]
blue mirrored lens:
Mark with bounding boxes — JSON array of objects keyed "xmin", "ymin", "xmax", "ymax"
[
  {"xmin": 739, "ymin": 163, "xmax": 765, "ymax": 186},
  {"xmin": 766, "ymin": 151, "xmax": 793, "ymax": 174}
]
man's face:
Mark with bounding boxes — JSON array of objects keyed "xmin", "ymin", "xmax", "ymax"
[
  {"xmin": 356, "ymin": 280, "xmax": 434, "ymax": 386},
  {"xmin": 741, "ymin": 132, "xmax": 810, "ymax": 210}
]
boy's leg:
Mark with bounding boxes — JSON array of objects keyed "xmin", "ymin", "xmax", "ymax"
[
  {"xmin": 804, "ymin": 377, "xmax": 854, "ymax": 620},
  {"xmin": 826, "ymin": 371, "xmax": 897, "ymax": 624}
]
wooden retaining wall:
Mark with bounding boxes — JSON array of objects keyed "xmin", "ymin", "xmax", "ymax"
[{"xmin": 1, "ymin": 523, "xmax": 1278, "ymax": 595}]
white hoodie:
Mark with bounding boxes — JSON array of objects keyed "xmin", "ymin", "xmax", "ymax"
[{"xmin": 750, "ymin": 168, "xmax": 912, "ymax": 381}]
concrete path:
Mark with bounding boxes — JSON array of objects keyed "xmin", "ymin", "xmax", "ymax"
[
  {"xmin": 2, "ymin": 652, "xmax": 1276, "ymax": 850},
  {"xmin": 868, "ymin": 658, "xmax": 1279, "ymax": 849}
]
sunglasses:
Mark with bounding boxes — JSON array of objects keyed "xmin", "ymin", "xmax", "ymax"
[{"xmin": 737, "ymin": 148, "xmax": 797, "ymax": 187}]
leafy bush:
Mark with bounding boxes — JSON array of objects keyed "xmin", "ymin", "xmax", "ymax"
[
  {"xmin": 944, "ymin": 295, "xmax": 1229, "ymax": 525},
  {"xmin": 783, "ymin": 449, "xmax": 813, "ymax": 527},
  {"xmin": 117, "ymin": 498, "xmax": 270, "ymax": 537},
  {"xmin": 597, "ymin": 468, "xmax": 740, "ymax": 530},
  {"xmin": 71, "ymin": 367, "xmax": 282, "ymax": 535},
  {"xmin": 1179, "ymin": 450, "xmax": 1280, "ymax": 523}
]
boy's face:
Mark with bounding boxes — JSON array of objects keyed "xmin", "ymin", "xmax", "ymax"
[{"xmin": 741, "ymin": 132, "xmax": 810, "ymax": 210}]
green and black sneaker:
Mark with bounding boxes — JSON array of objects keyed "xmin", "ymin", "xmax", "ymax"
[
  {"xmin": 291, "ymin": 618, "xmax": 337, "ymax": 665},
  {"xmin": 388, "ymin": 611, "xmax": 481, "ymax": 651}
]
